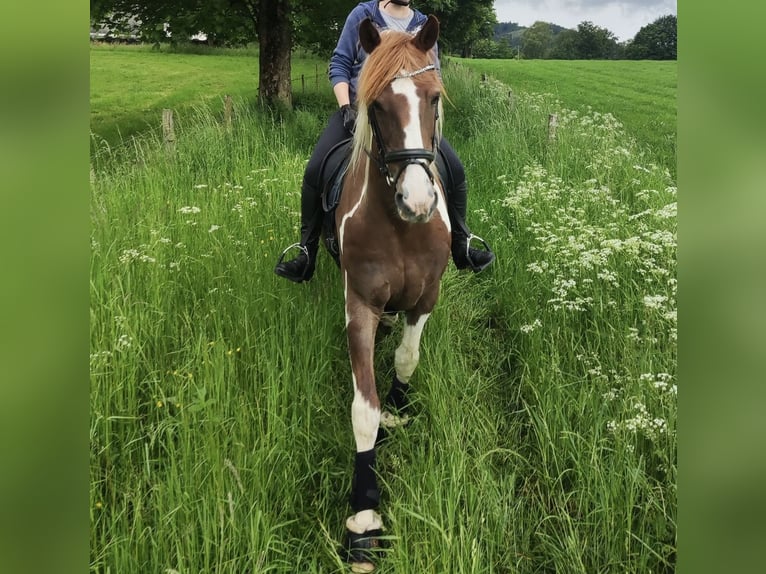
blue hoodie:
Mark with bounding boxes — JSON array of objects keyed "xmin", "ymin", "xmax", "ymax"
[{"xmin": 328, "ymin": 1, "xmax": 440, "ymax": 103}]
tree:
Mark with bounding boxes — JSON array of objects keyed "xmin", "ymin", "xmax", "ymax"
[
  {"xmin": 575, "ymin": 20, "xmax": 618, "ymax": 59},
  {"xmin": 625, "ymin": 14, "xmax": 677, "ymax": 60},
  {"xmin": 521, "ymin": 21, "xmax": 552, "ymax": 59},
  {"xmin": 548, "ymin": 28, "xmax": 579, "ymax": 59},
  {"xmin": 419, "ymin": 0, "xmax": 497, "ymax": 58}
]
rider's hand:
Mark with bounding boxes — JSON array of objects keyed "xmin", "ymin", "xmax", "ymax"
[{"xmin": 340, "ymin": 104, "xmax": 357, "ymax": 133}]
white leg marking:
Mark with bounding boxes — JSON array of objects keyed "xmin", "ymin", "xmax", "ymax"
[
  {"xmin": 346, "ymin": 509, "xmax": 383, "ymax": 534},
  {"xmin": 394, "ymin": 313, "xmax": 430, "ymax": 383},
  {"xmin": 352, "ymin": 384, "xmax": 380, "ymax": 452}
]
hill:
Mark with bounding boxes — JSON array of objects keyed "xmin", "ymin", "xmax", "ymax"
[{"xmin": 494, "ymin": 20, "xmax": 571, "ymax": 48}]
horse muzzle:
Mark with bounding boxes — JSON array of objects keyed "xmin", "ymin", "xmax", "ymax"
[{"xmin": 395, "ymin": 183, "xmax": 437, "ymax": 223}]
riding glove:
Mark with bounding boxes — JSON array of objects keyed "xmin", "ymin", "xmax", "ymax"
[{"xmin": 340, "ymin": 104, "xmax": 357, "ymax": 133}]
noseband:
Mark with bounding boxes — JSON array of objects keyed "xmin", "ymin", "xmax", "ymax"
[{"xmin": 366, "ymin": 64, "xmax": 439, "ymax": 188}]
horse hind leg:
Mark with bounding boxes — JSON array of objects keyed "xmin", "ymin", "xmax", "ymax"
[{"xmin": 380, "ymin": 311, "xmax": 431, "ymax": 430}]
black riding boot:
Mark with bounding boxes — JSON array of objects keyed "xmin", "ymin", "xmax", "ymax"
[
  {"xmin": 275, "ymin": 181, "xmax": 323, "ymax": 283},
  {"xmin": 448, "ymin": 180, "xmax": 495, "ymax": 272}
]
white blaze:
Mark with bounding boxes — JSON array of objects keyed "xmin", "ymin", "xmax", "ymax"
[{"xmin": 391, "ymin": 77, "xmax": 434, "ymax": 212}]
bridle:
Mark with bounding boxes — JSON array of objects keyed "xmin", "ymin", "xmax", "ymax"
[{"xmin": 365, "ymin": 64, "xmax": 440, "ymax": 188}]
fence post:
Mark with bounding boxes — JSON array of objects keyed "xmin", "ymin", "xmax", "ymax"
[
  {"xmin": 547, "ymin": 113, "xmax": 558, "ymax": 142},
  {"xmin": 301, "ymin": 74, "xmax": 305, "ymax": 93},
  {"xmin": 162, "ymin": 109, "xmax": 176, "ymax": 153},
  {"xmin": 224, "ymin": 95, "xmax": 233, "ymax": 129}
]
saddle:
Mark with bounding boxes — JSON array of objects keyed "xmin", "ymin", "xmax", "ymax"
[{"xmin": 320, "ymin": 140, "xmax": 451, "ymax": 267}]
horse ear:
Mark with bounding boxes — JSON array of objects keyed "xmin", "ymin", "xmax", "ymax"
[
  {"xmin": 412, "ymin": 15, "xmax": 439, "ymax": 52},
  {"xmin": 359, "ymin": 18, "xmax": 381, "ymax": 54}
]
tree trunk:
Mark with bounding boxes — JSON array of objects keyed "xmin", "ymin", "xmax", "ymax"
[{"xmin": 258, "ymin": 0, "xmax": 292, "ymax": 108}]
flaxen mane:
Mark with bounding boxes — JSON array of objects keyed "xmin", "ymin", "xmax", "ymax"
[{"xmin": 350, "ymin": 30, "xmax": 443, "ymax": 170}]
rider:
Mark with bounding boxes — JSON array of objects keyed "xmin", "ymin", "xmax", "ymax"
[{"xmin": 275, "ymin": 0, "xmax": 495, "ymax": 283}]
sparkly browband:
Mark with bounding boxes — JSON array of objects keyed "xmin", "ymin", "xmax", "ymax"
[{"xmin": 393, "ymin": 64, "xmax": 436, "ymax": 80}]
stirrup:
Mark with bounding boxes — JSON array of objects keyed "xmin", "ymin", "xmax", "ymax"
[
  {"xmin": 276, "ymin": 242, "xmax": 309, "ymax": 265},
  {"xmin": 463, "ymin": 234, "xmax": 494, "ymax": 272}
]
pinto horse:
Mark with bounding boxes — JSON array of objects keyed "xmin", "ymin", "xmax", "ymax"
[{"xmin": 337, "ymin": 16, "xmax": 450, "ymax": 572}]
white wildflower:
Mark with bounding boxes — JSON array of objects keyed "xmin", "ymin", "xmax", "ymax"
[
  {"xmin": 643, "ymin": 294, "xmax": 668, "ymax": 309},
  {"xmin": 116, "ymin": 334, "xmax": 132, "ymax": 350},
  {"xmin": 520, "ymin": 319, "xmax": 542, "ymax": 333}
]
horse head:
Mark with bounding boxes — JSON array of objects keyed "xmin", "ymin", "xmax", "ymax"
[{"xmin": 354, "ymin": 16, "xmax": 443, "ymax": 224}]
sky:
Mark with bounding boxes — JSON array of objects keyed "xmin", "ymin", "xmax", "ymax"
[{"xmin": 492, "ymin": 0, "xmax": 677, "ymax": 42}]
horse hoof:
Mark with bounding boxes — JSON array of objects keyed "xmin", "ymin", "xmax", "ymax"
[
  {"xmin": 347, "ymin": 528, "xmax": 383, "ymax": 572},
  {"xmin": 380, "ymin": 410, "xmax": 410, "ymax": 428},
  {"xmin": 346, "ymin": 511, "xmax": 383, "ymax": 571},
  {"xmin": 379, "ymin": 312, "xmax": 399, "ymax": 329},
  {"xmin": 350, "ymin": 561, "xmax": 375, "ymax": 573}
]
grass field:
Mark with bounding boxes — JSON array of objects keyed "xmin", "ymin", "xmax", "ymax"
[
  {"xmin": 90, "ymin": 43, "xmax": 331, "ymax": 151},
  {"xmin": 457, "ymin": 58, "xmax": 677, "ymax": 176},
  {"xmin": 90, "ymin": 47, "xmax": 676, "ymax": 573}
]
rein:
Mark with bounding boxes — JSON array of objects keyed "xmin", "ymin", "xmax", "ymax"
[{"xmin": 365, "ymin": 64, "xmax": 439, "ymax": 188}]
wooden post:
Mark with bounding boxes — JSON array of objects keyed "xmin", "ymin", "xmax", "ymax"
[
  {"xmin": 548, "ymin": 113, "xmax": 558, "ymax": 142},
  {"xmin": 162, "ymin": 109, "xmax": 176, "ymax": 152},
  {"xmin": 301, "ymin": 74, "xmax": 305, "ymax": 93},
  {"xmin": 224, "ymin": 95, "xmax": 233, "ymax": 129}
]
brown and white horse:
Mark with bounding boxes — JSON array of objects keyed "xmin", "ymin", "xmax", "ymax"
[{"xmin": 337, "ymin": 16, "xmax": 450, "ymax": 572}]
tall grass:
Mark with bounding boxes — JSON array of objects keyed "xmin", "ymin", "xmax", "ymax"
[
  {"xmin": 91, "ymin": 61, "xmax": 676, "ymax": 572},
  {"xmin": 456, "ymin": 58, "xmax": 677, "ymax": 177}
]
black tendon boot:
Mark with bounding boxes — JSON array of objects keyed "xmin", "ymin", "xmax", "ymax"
[
  {"xmin": 275, "ymin": 181, "xmax": 323, "ymax": 283},
  {"xmin": 448, "ymin": 180, "xmax": 495, "ymax": 272}
]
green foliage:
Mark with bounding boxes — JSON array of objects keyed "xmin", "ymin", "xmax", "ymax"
[
  {"xmin": 420, "ymin": 0, "xmax": 497, "ymax": 57},
  {"xmin": 521, "ymin": 21, "xmax": 553, "ymax": 59},
  {"xmin": 549, "ymin": 28, "xmax": 579, "ymax": 59},
  {"xmin": 471, "ymin": 37, "xmax": 515, "ymax": 59},
  {"xmin": 576, "ymin": 20, "xmax": 619, "ymax": 59},
  {"xmin": 493, "ymin": 18, "xmax": 624, "ymax": 60},
  {"xmin": 90, "ymin": 0, "xmax": 258, "ymax": 46},
  {"xmin": 625, "ymin": 15, "xmax": 677, "ymax": 60}
]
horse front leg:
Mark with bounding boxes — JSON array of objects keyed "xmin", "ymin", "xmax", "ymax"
[
  {"xmin": 344, "ymin": 289, "xmax": 384, "ymax": 572},
  {"xmin": 380, "ymin": 311, "xmax": 431, "ymax": 429}
]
